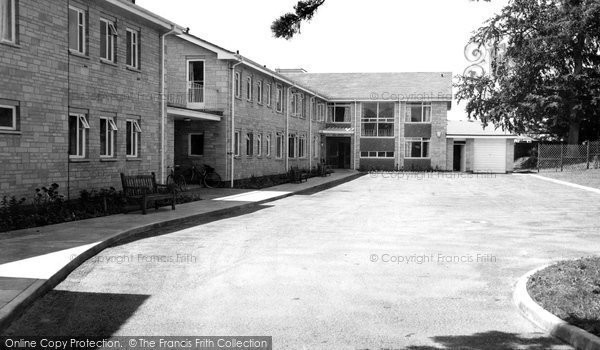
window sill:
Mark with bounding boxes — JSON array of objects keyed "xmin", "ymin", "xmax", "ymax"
[
  {"xmin": 100, "ymin": 158, "xmax": 118, "ymax": 162},
  {"xmin": 404, "ymin": 122, "xmax": 432, "ymax": 124},
  {"xmin": 188, "ymin": 155, "xmax": 204, "ymax": 158},
  {"xmin": 126, "ymin": 66, "xmax": 141, "ymax": 73},
  {"xmin": 404, "ymin": 157, "xmax": 431, "ymax": 160},
  {"xmin": 100, "ymin": 58, "xmax": 118, "ymax": 67},
  {"xmin": 69, "ymin": 49, "xmax": 89, "ymax": 59},
  {"xmin": 0, "ymin": 130, "xmax": 21, "ymax": 135},
  {"xmin": 0, "ymin": 41, "xmax": 20, "ymax": 48},
  {"xmin": 69, "ymin": 158, "xmax": 90, "ymax": 163},
  {"xmin": 126, "ymin": 157, "xmax": 142, "ymax": 162}
]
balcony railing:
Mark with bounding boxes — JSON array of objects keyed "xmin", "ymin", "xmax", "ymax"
[
  {"xmin": 166, "ymin": 86, "xmax": 225, "ymax": 113},
  {"xmin": 187, "ymin": 82, "xmax": 204, "ymax": 104}
]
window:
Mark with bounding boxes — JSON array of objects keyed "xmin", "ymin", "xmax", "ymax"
[
  {"xmin": 313, "ymin": 136, "xmax": 319, "ymax": 159},
  {"xmin": 257, "ymin": 81, "xmax": 263, "ymax": 104},
  {"xmin": 288, "ymin": 134, "xmax": 296, "ymax": 158},
  {"xmin": 257, "ymin": 133, "xmax": 262, "ymax": 156},
  {"xmin": 246, "ymin": 132, "xmax": 253, "ymax": 156},
  {"xmin": 69, "ymin": 6, "xmax": 86, "ymax": 54},
  {"xmin": 234, "ymin": 130, "xmax": 241, "ymax": 156},
  {"xmin": 0, "ymin": 104, "xmax": 17, "ymax": 130},
  {"xmin": 234, "ymin": 72, "xmax": 241, "ymax": 98},
  {"xmin": 126, "ymin": 28, "xmax": 140, "ymax": 69},
  {"xmin": 100, "ymin": 19, "xmax": 117, "ymax": 62},
  {"xmin": 0, "ymin": 0, "xmax": 15, "ymax": 44},
  {"xmin": 317, "ymin": 103, "xmax": 325, "ymax": 122},
  {"xmin": 291, "ymin": 93, "xmax": 303, "ymax": 117},
  {"xmin": 69, "ymin": 114, "xmax": 89, "ymax": 158},
  {"xmin": 266, "ymin": 84, "xmax": 272, "ymax": 107},
  {"xmin": 126, "ymin": 119, "xmax": 141, "ymax": 157},
  {"xmin": 328, "ymin": 104, "xmax": 351, "ymax": 123},
  {"xmin": 100, "ymin": 117, "xmax": 117, "ymax": 157},
  {"xmin": 360, "ymin": 151, "xmax": 394, "ymax": 158},
  {"xmin": 406, "ymin": 102, "xmax": 432, "ymax": 123},
  {"xmin": 276, "ymin": 85, "xmax": 283, "ymax": 112},
  {"xmin": 362, "ymin": 102, "xmax": 395, "ymax": 137},
  {"xmin": 298, "ymin": 134, "xmax": 306, "ymax": 158},
  {"xmin": 310, "ymin": 98, "xmax": 315, "ymax": 121},
  {"xmin": 404, "ymin": 138, "xmax": 430, "ymax": 158},
  {"xmin": 246, "ymin": 76, "xmax": 253, "ymax": 101},
  {"xmin": 302, "ymin": 95, "xmax": 308, "ymax": 119},
  {"xmin": 187, "ymin": 60, "xmax": 204, "ymax": 104},
  {"xmin": 266, "ymin": 133, "xmax": 272, "ymax": 157},
  {"xmin": 276, "ymin": 133, "xmax": 283, "ymax": 159},
  {"xmin": 188, "ymin": 133, "xmax": 204, "ymax": 156}
]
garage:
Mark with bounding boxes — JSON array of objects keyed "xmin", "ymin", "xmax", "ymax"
[{"xmin": 473, "ymin": 139, "xmax": 507, "ymax": 173}]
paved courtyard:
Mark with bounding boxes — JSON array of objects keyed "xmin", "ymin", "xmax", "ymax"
[{"xmin": 4, "ymin": 173, "xmax": 600, "ymax": 349}]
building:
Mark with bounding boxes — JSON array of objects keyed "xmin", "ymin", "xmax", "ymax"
[{"xmin": 0, "ymin": 0, "xmax": 184, "ymax": 199}]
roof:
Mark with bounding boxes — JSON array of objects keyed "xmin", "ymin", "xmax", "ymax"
[
  {"xmin": 447, "ymin": 120, "xmax": 517, "ymax": 138},
  {"xmin": 279, "ymin": 72, "xmax": 453, "ymax": 101},
  {"xmin": 105, "ymin": 0, "xmax": 185, "ymax": 31}
]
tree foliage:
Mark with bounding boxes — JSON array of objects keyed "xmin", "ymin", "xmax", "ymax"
[
  {"xmin": 271, "ymin": 0, "xmax": 325, "ymax": 40},
  {"xmin": 455, "ymin": 0, "xmax": 600, "ymax": 143}
]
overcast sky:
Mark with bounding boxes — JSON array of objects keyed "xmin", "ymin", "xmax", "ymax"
[{"xmin": 139, "ymin": 0, "xmax": 509, "ymax": 118}]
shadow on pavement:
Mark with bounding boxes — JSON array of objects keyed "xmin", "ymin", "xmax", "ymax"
[
  {"xmin": 406, "ymin": 330, "xmax": 570, "ymax": 349},
  {"xmin": 1, "ymin": 291, "xmax": 149, "ymax": 336}
]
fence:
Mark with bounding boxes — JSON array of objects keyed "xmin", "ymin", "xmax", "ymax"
[{"xmin": 538, "ymin": 141, "xmax": 600, "ymax": 171}]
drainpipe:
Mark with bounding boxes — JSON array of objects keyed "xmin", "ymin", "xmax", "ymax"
[
  {"xmin": 285, "ymin": 86, "xmax": 292, "ymax": 171},
  {"xmin": 354, "ymin": 100, "xmax": 358, "ymax": 170},
  {"xmin": 309, "ymin": 97, "xmax": 312, "ymax": 170},
  {"xmin": 160, "ymin": 26, "xmax": 180, "ymax": 183},
  {"xmin": 230, "ymin": 57, "xmax": 243, "ymax": 188}
]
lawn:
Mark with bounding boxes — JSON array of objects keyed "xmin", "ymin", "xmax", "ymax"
[
  {"xmin": 527, "ymin": 257, "xmax": 600, "ymax": 337},
  {"xmin": 538, "ymin": 168, "xmax": 600, "ymax": 189}
]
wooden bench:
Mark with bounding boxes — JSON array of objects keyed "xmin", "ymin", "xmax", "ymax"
[
  {"xmin": 120, "ymin": 172, "xmax": 176, "ymax": 215},
  {"xmin": 317, "ymin": 163, "xmax": 333, "ymax": 177},
  {"xmin": 289, "ymin": 166, "xmax": 309, "ymax": 183}
]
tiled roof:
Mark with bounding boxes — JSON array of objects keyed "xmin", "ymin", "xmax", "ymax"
[
  {"xmin": 281, "ymin": 72, "xmax": 453, "ymax": 101},
  {"xmin": 447, "ymin": 120, "xmax": 517, "ymax": 137}
]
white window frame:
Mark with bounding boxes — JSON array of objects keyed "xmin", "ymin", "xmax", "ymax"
[
  {"xmin": 266, "ymin": 133, "xmax": 272, "ymax": 157},
  {"xmin": 69, "ymin": 5, "xmax": 86, "ymax": 54},
  {"xmin": 188, "ymin": 133, "xmax": 204, "ymax": 156},
  {"xmin": 310, "ymin": 97, "xmax": 315, "ymax": 121},
  {"xmin": 246, "ymin": 76, "xmax": 253, "ymax": 101},
  {"xmin": 406, "ymin": 102, "xmax": 432, "ymax": 123},
  {"xmin": 69, "ymin": 114, "xmax": 89, "ymax": 159},
  {"xmin": 245, "ymin": 131, "xmax": 253, "ymax": 156},
  {"xmin": 234, "ymin": 130, "xmax": 241, "ymax": 156},
  {"xmin": 317, "ymin": 103, "xmax": 325, "ymax": 122},
  {"xmin": 288, "ymin": 133, "xmax": 297, "ymax": 159},
  {"xmin": 328, "ymin": 103, "xmax": 351, "ymax": 123},
  {"xmin": 276, "ymin": 132, "xmax": 283, "ymax": 159},
  {"xmin": 0, "ymin": 104, "xmax": 17, "ymax": 130},
  {"xmin": 266, "ymin": 84, "xmax": 272, "ymax": 107},
  {"xmin": 187, "ymin": 59, "xmax": 205, "ymax": 106},
  {"xmin": 126, "ymin": 28, "xmax": 140, "ymax": 69},
  {"xmin": 362, "ymin": 102, "xmax": 395, "ymax": 138},
  {"xmin": 100, "ymin": 18, "xmax": 117, "ymax": 63},
  {"xmin": 126, "ymin": 119, "xmax": 141, "ymax": 158},
  {"xmin": 99, "ymin": 116, "xmax": 117, "ymax": 158},
  {"xmin": 404, "ymin": 137, "xmax": 430, "ymax": 159},
  {"xmin": 257, "ymin": 81, "xmax": 263, "ymax": 104},
  {"xmin": 313, "ymin": 136, "xmax": 319, "ymax": 159},
  {"xmin": 360, "ymin": 151, "xmax": 395, "ymax": 159},
  {"xmin": 234, "ymin": 72, "xmax": 241, "ymax": 98},
  {"xmin": 276, "ymin": 84, "xmax": 283, "ymax": 112},
  {"xmin": 257, "ymin": 133, "xmax": 262, "ymax": 157},
  {"xmin": 0, "ymin": 0, "xmax": 16, "ymax": 44},
  {"xmin": 298, "ymin": 134, "xmax": 306, "ymax": 159}
]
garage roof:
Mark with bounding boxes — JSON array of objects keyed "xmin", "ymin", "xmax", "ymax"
[{"xmin": 447, "ymin": 120, "xmax": 517, "ymax": 138}]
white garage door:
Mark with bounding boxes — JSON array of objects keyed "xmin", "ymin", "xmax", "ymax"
[{"xmin": 473, "ymin": 139, "xmax": 507, "ymax": 173}]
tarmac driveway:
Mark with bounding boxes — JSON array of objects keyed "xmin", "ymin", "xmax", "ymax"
[{"xmin": 4, "ymin": 173, "xmax": 600, "ymax": 349}]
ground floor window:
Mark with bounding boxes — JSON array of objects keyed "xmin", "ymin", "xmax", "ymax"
[
  {"xmin": 404, "ymin": 138, "xmax": 430, "ymax": 158},
  {"xmin": 246, "ymin": 132, "xmax": 254, "ymax": 156},
  {"xmin": 189, "ymin": 133, "xmax": 204, "ymax": 156},
  {"xmin": 69, "ymin": 114, "xmax": 90, "ymax": 158},
  {"xmin": 360, "ymin": 151, "xmax": 394, "ymax": 158},
  {"xmin": 126, "ymin": 119, "xmax": 141, "ymax": 157},
  {"xmin": 276, "ymin": 133, "xmax": 283, "ymax": 158},
  {"xmin": 100, "ymin": 117, "xmax": 117, "ymax": 157},
  {"xmin": 313, "ymin": 136, "xmax": 319, "ymax": 159},
  {"xmin": 288, "ymin": 134, "xmax": 296, "ymax": 158},
  {"xmin": 234, "ymin": 130, "xmax": 241, "ymax": 156},
  {"xmin": 257, "ymin": 133, "xmax": 262, "ymax": 157},
  {"xmin": 266, "ymin": 133, "xmax": 272, "ymax": 157},
  {"xmin": 0, "ymin": 104, "xmax": 17, "ymax": 131},
  {"xmin": 298, "ymin": 134, "xmax": 306, "ymax": 158}
]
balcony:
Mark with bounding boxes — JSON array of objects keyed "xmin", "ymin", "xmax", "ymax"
[{"xmin": 166, "ymin": 85, "xmax": 225, "ymax": 115}]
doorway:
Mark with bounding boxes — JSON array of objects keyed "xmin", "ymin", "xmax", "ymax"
[
  {"xmin": 326, "ymin": 137, "xmax": 351, "ymax": 169},
  {"xmin": 453, "ymin": 143, "xmax": 466, "ymax": 172}
]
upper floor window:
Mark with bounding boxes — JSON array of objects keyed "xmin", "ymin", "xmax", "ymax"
[
  {"xmin": 100, "ymin": 18, "xmax": 117, "ymax": 62},
  {"xmin": 362, "ymin": 102, "xmax": 395, "ymax": 137},
  {"xmin": 0, "ymin": 0, "xmax": 16, "ymax": 44},
  {"xmin": 246, "ymin": 76, "xmax": 253, "ymax": 101},
  {"xmin": 187, "ymin": 60, "xmax": 205, "ymax": 104},
  {"xmin": 126, "ymin": 28, "xmax": 140, "ymax": 69},
  {"xmin": 406, "ymin": 102, "xmax": 432, "ymax": 123},
  {"xmin": 317, "ymin": 103, "xmax": 325, "ymax": 122},
  {"xmin": 0, "ymin": 104, "xmax": 17, "ymax": 131},
  {"xmin": 276, "ymin": 85, "xmax": 283, "ymax": 112},
  {"xmin": 328, "ymin": 104, "xmax": 351, "ymax": 123},
  {"xmin": 405, "ymin": 137, "xmax": 430, "ymax": 158},
  {"xmin": 266, "ymin": 84, "xmax": 272, "ymax": 107},
  {"xmin": 100, "ymin": 117, "xmax": 117, "ymax": 158},
  {"xmin": 310, "ymin": 97, "xmax": 315, "ymax": 121},
  {"xmin": 234, "ymin": 72, "xmax": 241, "ymax": 98},
  {"xmin": 69, "ymin": 114, "xmax": 90, "ymax": 158},
  {"xmin": 257, "ymin": 81, "xmax": 263, "ymax": 104},
  {"xmin": 291, "ymin": 93, "xmax": 303, "ymax": 117},
  {"xmin": 69, "ymin": 6, "xmax": 87, "ymax": 54}
]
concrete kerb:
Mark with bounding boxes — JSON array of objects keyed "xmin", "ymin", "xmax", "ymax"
[
  {"xmin": 0, "ymin": 172, "xmax": 364, "ymax": 332},
  {"xmin": 514, "ymin": 264, "xmax": 600, "ymax": 350}
]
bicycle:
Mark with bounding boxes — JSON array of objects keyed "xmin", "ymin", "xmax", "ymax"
[
  {"xmin": 186, "ymin": 162, "xmax": 222, "ymax": 188},
  {"xmin": 166, "ymin": 165, "xmax": 188, "ymax": 193}
]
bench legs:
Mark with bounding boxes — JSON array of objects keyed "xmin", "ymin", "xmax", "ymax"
[{"xmin": 141, "ymin": 195, "xmax": 148, "ymax": 215}]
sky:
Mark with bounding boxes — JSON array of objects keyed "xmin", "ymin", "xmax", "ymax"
[{"xmin": 139, "ymin": 0, "xmax": 509, "ymax": 119}]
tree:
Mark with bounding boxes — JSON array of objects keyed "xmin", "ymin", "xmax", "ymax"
[
  {"xmin": 271, "ymin": 0, "xmax": 326, "ymax": 40},
  {"xmin": 455, "ymin": 0, "xmax": 600, "ymax": 144}
]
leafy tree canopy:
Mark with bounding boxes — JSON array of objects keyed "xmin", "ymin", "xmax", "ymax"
[{"xmin": 271, "ymin": 0, "xmax": 326, "ymax": 40}]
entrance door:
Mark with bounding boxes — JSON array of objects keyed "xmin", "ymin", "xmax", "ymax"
[
  {"xmin": 326, "ymin": 137, "xmax": 351, "ymax": 169},
  {"xmin": 453, "ymin": 144, "xmax": 465, "ymax": 171}
]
